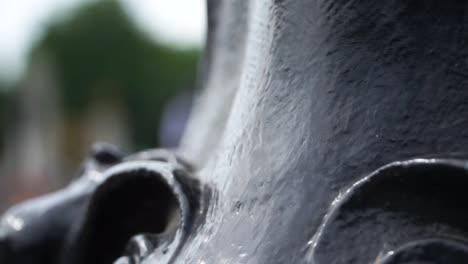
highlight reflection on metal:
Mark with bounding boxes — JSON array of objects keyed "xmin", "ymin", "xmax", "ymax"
[
  {"xmin": 5, "ymin": 0, "xmax": 468, "ymax": 263},
  {"xmin": 0, "ymin": 143, "xmax": 206, "ymax": 264},
  {"xmin": 3, "ymin": 215, "xmax": 24, "ymax": 232},
  {"xmin": 4, "ymin": 151, "xmax": 468, "ymax": 263},
  {"xmin": 310, "ymin": 158, "xmax": 468, "ymax": 264}
]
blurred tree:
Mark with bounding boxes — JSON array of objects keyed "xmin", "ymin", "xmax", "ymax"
[
  {"xmin": 0, "ymin": 89, "xmax": 5, "ymax": 151},
  {"xmin": 0, "ymin": 87, "xmax": 16, "ymax": 152},
  {"xmin": 30, "ymin": 0, "xmax": 200, "ymax": 149}
]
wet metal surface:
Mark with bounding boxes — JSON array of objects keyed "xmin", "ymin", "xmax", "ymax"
[
  {"xmin": 0, "ymin": 144, "xmax": 205, "ymax": 263},
  {"xmin": 310, "ymin": 158, "xmax": 468, "ymax": 263},
  {"xmin": 5, "ymin": 0, "xmax": 468, "ymax": 263}
]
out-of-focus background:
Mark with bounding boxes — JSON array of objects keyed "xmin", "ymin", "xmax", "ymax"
[{"xmin": 0, "ymin": 0, "xmax": 206, "ymax": 212}]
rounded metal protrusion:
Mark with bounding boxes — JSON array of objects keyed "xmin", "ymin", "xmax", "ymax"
[
  {"xmin": 378, "ymin": 239, "xmax": 468, "ymax": 264},
  {"xmin": 91, "ymin": 142, "xmax": 124, "ymax": 165},
  {"xmin": 114, "ymin": 256, "xmax": 132, "ymax": 264},
  {"xmin": 70, "ymin": 160, "xmax": 200, "ymax": 264},
  {"xmin": 310, "ymin": 157, "xmax": 468, "ymax": 264}
]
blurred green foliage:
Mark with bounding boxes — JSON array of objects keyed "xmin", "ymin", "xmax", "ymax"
[
  {"xmin": 31, "ymin": 0, "xmax": 200, "ymax": 149},
  {"xmin": 0, "ymin": 87, "xmax": 17, "ymax": 152},
  {"xmin": 0, "ymin": 89, "xmax": 5, "ymax": 150}
]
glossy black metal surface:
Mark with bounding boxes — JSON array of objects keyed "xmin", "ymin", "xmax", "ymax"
[
  {"xmin": 311, "ymin": 158, "xmax": 468, "ymax": 263},
  {"xmin": 0, "ymin": 144, "xmax": 204, "ymax": 263},
  {"xmin": 177, "ymin": 0, "xmax": 468, "ymax": 263},
  {"xmin": 378, "ymin": 239, "xmax": 468, "ymax": 264},
  {"xmin": 4, "ymin": 0, "xmax": 468, "ymax": 263}
]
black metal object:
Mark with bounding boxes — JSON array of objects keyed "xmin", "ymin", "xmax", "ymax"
[
  {"xmin": 4, "ymin": 0, "xmax": 468, "ymax": 263},
  {"xmin": 311, "ymin": 157, "xmax": 468, "ymax": 263},
  {"xmin": 0, "ymin": 144, "xmax": 205, "ymax": 264}
]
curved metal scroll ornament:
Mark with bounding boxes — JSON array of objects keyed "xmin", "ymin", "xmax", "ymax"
[
  {"xmin": 310, "ymin": 157, "xmax": 468, "ymax": 264},
  {"xmin": 0, "ymin": 143, "xmax": 207, "ymax": 264},
  {"xmin": 5, "ymin": 0, "xmax": 468, "ymax": 263}
]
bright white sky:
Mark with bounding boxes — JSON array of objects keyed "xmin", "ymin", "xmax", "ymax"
[{"xmin": 0, "ymin": 0, "xmax": 206, "ymax": 84}]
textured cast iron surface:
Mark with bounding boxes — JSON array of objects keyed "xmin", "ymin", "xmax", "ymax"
[
  {"xmin": 0, "ymin": 144, "xmax": 204, "ymax": 264},
  {"xmin": 4, "ymin": 0, "xmax": 468, "ymax": 263},
  {"xmin": 178, "ymin": 0, "xmax": 468, "ymax": 263}
]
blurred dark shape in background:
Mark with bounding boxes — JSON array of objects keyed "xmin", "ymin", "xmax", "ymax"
[
  {"xmin": 0, "ymin": 0, "xmax": 201, "ymax": 211},
  {"xmin": 159, "ymin": 91, "xmax": 193, "ymax": 148}
]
